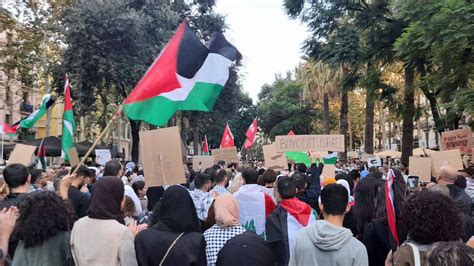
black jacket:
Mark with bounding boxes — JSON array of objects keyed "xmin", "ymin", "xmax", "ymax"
[
  {"xmin": 217, "ymin": 231, "xmax": 274, "ymax": 266},
  {"xmin": 135, "ymin": 223, "xmax": 206, "ymax": 266},
  {"xmin": 447, "ymin": 184, "xmax": 472, "ymax": 216},
  {"xmin": 296, "ymin": 164, "xmax": 323, "ymax": 210},
  {"xmin": 68, "ymin": 186, "xmax": 90, "ymax": 219}
]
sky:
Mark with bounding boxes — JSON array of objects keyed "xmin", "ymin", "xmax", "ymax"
[{"xmin": 215, "ymin": 0, "xmax": 308, "ymax": 103}]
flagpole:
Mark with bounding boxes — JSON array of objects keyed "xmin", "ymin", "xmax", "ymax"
[{"xmin": 71, "ymin": 105, "xmax": 123, "ymax": 175}]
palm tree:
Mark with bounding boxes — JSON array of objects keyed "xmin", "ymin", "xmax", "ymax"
[{"xmin": 297, "ymin": 60, "xmax": 341, "ymax": 134}]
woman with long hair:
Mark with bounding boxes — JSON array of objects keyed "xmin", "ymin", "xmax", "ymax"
[
  {"xmin": 362, "ymin": 170, "xmax": 408, "ymax": 266},
  {"xmin": 12, "ymin": 191, "xmax": 75, "ymax": 265},
  {"xmin": 352, "ymin": 177, "xmax": 383, "ymax": 239},
  {"xmin": 134, "ymin": 185, "xmax": 206, "ymax": 266},
  {"xmin": 70, "ymin": 176, "xmax": 138, "ymax": 266}
]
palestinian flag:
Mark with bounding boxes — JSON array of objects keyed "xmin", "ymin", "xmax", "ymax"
[
  {"xmin": 202, "ymin": 134, "xmax": 209, "ymax": 155},
  {"xmin": 124, "ymin": 22, "xmax": 241, "ymax": 126},
  {"xmin": 322, "ymin": 152, "xmax": 338, "ymax": 164},
  {"xmin": 266, "ymin": 198, "xmax": 317, "ymax": 264},
  {"xmin": 19, "ymin": 94, "xmax": 55, "ymax": 129},
  {"xmin": 61, "ymin": 76, "xmax": 76, "ymax": 161},
  {"xmin": 1, "ymin": 123, "xmax": 19, "ymax": 137},
  {"xmin": 285, "ymin": 151, "xmax": 311, "ymax": 166},
  {"xmin": 36, "ymin": 138, "xmax": 46, "ymax": 170},
  {"xmin": 288, "ymin": 130, "xmax": 295, "ymax": 136}
]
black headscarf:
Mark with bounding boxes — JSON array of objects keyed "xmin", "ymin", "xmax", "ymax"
[
  {"xmin": 158, "ymin": 185, "xmax": 200, "ymax": 233},
  {"xmin": 89, "ymin": 176, "xmax": 124, "ymax": 220}
]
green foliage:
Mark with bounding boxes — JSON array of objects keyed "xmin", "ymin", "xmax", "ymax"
[{"xmin": 257, "ymin": 74, "xmax": 315, "ymax": 139}]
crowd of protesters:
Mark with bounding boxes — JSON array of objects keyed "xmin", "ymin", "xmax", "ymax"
[{"xmin": 0, "ymin": 155, "xmax": 472, "ymax": 266}]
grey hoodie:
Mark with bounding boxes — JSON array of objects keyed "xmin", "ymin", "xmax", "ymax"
[{"xmin": 289, "ymin": 220, "xmax": 368, "ymax": 266}]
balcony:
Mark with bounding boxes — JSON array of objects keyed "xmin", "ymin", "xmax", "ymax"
[{"xmin": 20, "ymin": 103, "xmax": 33, "ymax": 114}]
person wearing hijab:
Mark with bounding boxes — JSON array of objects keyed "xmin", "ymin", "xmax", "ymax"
[
  {"xmin": 70, "ymin": 176, "xmax": 137, "ymax": 266},
  {"xmin": 134, "ymin": 185, "xmax": 206, "ymax": 266},
  {"xmin": 203, "ymin": 194, "xmax": 246, "ymax": 265}
]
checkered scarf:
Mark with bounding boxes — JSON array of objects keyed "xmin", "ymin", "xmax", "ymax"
[{"xmin": 203, "ymin": 224, "xmax": 246, "ymax": 265}]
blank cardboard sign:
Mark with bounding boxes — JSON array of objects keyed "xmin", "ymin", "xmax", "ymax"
[
  {"xmin": 192, "ymin": 156, "xmax": 215, "ymax": 172},
  {"xmin": 212, "ymin": 147, "xmax": 238, "ymax": 164},
  {"xmin": 409, "ymin": 156, "xmax": 432, "ymax": 182},
  {"xmin": 430, "ymin": 149, "xmax": 464, "ymax": 177},
  {"xmin": 8, "ymin": 144, "xmax": 37, "ymax": 166},
  {"xmin": 139, "ymin": 127, "xmax": 186, "ymax": 187},
  {"xmin": 67, "ymin": 147, "xmax": 80, "ymax": 167},
  {"xmin": 262, "ymin": 144, "xmax": 287, "ymax": 170},
  {"xmin": 321, "ymin": 164, "xmax": 336, "ymax": 179}
]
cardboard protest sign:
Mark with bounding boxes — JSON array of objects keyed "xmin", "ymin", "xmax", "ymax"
[
  {"xmin": 409, "ymin": 156, "xmax": 432, "ymax": 182},
  {"xmin": 441, "ymin": 128, "xmax": 472, "ymax": 155},
  {"xmin": 430, "ymin": 149, "xmax": 463, "ymax": 177},
  {"xmin": 360, "ymin": 153, "xmax": 375, "ymax": 162},
  {"xmin": 274, "ymin": 134, "xmax": 345, "ymax": 152},
  {"xmin": 347, "ymin": 151, "xmax": 360, "ymax": 158},
  {"xmin": 192, "ymin": 156, "xmax": 215, "ymax": 172},
  {"xmin": 8, "ymin": 144, "xmax": 36, "ymax": 166},
  {"xmin": 212, "ymin": 147, "xmax": 238, "ymax": 164},
  {"xmin": 139, "ymin": 127, "xmax": 186, "ymax": 187},
  {"xmin": 67, "ymin": 147, "xmax": 80, "ymax": 167},
  {"xmin": 321, "ymin": 164, "xmax": 336, "ymax": 179},
  {"xmin": 367, "ymin": 157, "xmax": 382, "ymax": 168},
  {"xmin": 95, "ymin": 149, "xmax": 112, "ymax": 165},
  {"xmin": 262, "ymin": 144, "xmax": 287, "ymax": 170}
]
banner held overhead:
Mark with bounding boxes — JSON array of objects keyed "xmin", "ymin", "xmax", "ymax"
[{"xmin": 274, "ymin": 134, "xmax": 345, "ymax": 152}]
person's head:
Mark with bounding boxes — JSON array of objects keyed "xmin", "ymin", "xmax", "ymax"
[
  {"xmin": 261, "ymin": 169, "xmax": 277, "ymax": 187},
  {"xmin": 227, "ymin": 162, "xmax": 238, "ymax": 171},
  {"xmin": 375, "ymin": 181, "xmax": 406, "ymax": 221},
  {"xmin": 454, "ymin": 175, "xmax": 467, "ymax": 190},
  {"xmin": 437, "ymin": 165, "xmax": 458, "ymax": 184},
  {"xmin": 335, "ymin": 173, "xmax": 354, "ymax": 194},
  {"xmin": 132, "ymin": 180, "xmax": 147, "ymax": 197},
  {"xmin": 159, "ymin": 185, "xmax": 200, "ymax": 232},
  {"xmin": 217, "ymin": 160, "xmax": 226, "ymax": 169},
  {"xmin": 352, "ymin": 177, "xmax": 383, "ymax": 236},
  {"xmin": 296, "ymin": 163, "xmax": 307, "ymax": 174},
  {"xmin": 242, "ymin": 167, "xmax": 258, "ymax": 184},
  {"xmin": 72, "ymin": 165, "xmax": 92, "ymax": 188},
  {"xmin": 194, "ymin": 173, "xmax": 212, "ymax": 192},
  {"xmin": 3, "ymin": 163, "xmax": 30, "ymax": 191},
  {"xmin": 122, "ymin": 196, "xmax": 135, "ymax": 218},
  {"xmin": 214, "ymin": 194, "xmax": 240, "ymax": 227},
  {"xmin": 103, "ymin": 159, "xmax": 123, "ymax": 177},
  {"xmin": 426, "ymin": 241, "xmax": 474, "ymax": 266},
  {"xmin": 214, "ymin": 169, "xmax": 228, "ymax": 186},
  {"xmin": 401, "ymin": 190, "xmax": 462, "ymax": 245},
  {"xmin": 369, "ymin": 166, "xmax": 378, "ymax": 174},
  {"xmin": 30, "ymin": 169, "xmax": 47, "ymax": 187},
  {"xmin": 16, "ymin": 191, "xmax": 75, "ymax": 248},
  {"xmin": 292, "ymin": 172, "xmax": 307, "ymax": 192},
  {"xmin": 276, "ymin": 176, "xmax": 297, "ymax": 200},
  {"xmin": 320, "ymin": 183, "xmax": 350, "ymax": 216},
  {"xmin": 88, "ymin": 176, "xmax": 125, "ymax": 221}
]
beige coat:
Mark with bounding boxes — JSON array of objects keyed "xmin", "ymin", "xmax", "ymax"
[{"xmin": 70, "ymin": 217, "xmax": 137, "ymax": 266}]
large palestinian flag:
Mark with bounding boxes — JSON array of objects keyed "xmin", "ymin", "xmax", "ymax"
[
  {"xmin": 124, "ymin": 22, "xmax": 241, "ymax": 126},
  {"xmin": 266, "ymin": 198, "xmax": 317, "ymax": 264},
  {"xmin": 19, "ymin": 94, "xmax": 55, "ymax": 129}
]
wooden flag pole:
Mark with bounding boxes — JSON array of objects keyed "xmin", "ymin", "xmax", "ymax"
[{"xmin": 71, "ymin": 105, "xmax": 123, "ymax": 175}]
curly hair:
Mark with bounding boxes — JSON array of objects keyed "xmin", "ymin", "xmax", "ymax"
[
  {"xmin": 401, "ymin": 190, "xmax": 462, "ymax": 245},
  {"xmin": 16, "ymin": 191, "xmax": 76, "ymax": 248}
]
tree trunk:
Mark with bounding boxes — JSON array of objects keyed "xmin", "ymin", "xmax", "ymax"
[
  {"xmin": 193, "ymin": 129, "xmax": 199, "ymax": 155},
  {"xmin": 129, "ymin": 120, "xmax": 141, "ymax": 163},
  {"xmin": 401, "ymin": 66, "xmax": 415, "ymax": 166},
  {"xmin": 364, "ymin": 88, "xmax": 375, "ymax": 154},
  {"xmin": 323, "ymin": 93, "xmax": 330, "ymax": 134},
  {"xmin": 340, "ymin": 90, "xmax": 349, "ymax": 161},
  {"xmin": 418, "ymin": 65, "xmax": 443, "ymax": 133}
]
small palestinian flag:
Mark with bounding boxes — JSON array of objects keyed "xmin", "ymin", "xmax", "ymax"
[
  {"xmin": 19, "ymin": 94, "xmax": 55, "ymax": 129},
  {"xmin": 124, "ymin": 21, "xmax": 241, "ymax": 126},
  {"xmin": 1, "ymin": 123, "xmax": 19, "ymax": 137},
  {"xmin": 322, "ymin": 152, "xmax": 338, "ymax": 164},
  {"xmin": 36, "ymin": 138, "xmax": 46, "ymax": 170},
  {"xmin": 288, "ymin": 130, "xmax": 295, "ymax": 136},
  {"xmin": 202, "ymin": 134, "xmax": 209, "ymax": 155},
  {"xmin": 266, "ymin": 198, "xmax": 317, "ymax": 264}
]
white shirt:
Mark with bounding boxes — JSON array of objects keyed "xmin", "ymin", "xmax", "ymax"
[{"xmin": 124, "ymin": 185, "xmax": 142, "ymax": 216}]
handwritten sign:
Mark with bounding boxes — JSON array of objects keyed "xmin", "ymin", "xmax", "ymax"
[
  {"xmin": 262, "ymin": 144, "xmax": 288, "ymax": 170},
  {"xmin": 212, "ymin": 147, "xmax": 238, "ymax": 164},
  {"xmin": 409, "ymin": 156, "xmax": 432, "ymax": 182},
  {"xmin": 95, "ymin": 149, "xmax": 111, "ymax": 166},
  {"xmin": 139, "ymin": 127, "xmax": 186, "ymax": 187},
  {"xmin": 192, "ymin": 156, "xmax": 215, "ymax": 172},
  {"xmin": 274, "ymin": 134, "xmax": 345, "ymax": 152},
  {"xmin": 367, "ymin": 157, "xmax": 382, "ymax": 168},
  {"xmin": 8, "ymin": 144, "xmax": 36, "ymax": 166},
  {"xmin": 441, "ymin": 128, "xmax": 472, "ymax": 155},
  {"xmin": 430, "ymin": 149, "xmax": 464, "ymax": 177}
]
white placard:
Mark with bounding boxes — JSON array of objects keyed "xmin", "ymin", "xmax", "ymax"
[{"xmin": 95, "ymin": 149, "xmax": 112, "ymax": 166}]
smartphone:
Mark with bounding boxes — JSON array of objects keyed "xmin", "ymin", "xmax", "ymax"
[{"xmin": 407, "ymin": 176, "xmax": 419, "ymax": 189}]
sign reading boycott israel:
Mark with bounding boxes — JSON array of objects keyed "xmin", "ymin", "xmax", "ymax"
[{"xmin": 274, "ymin": 134, "xmax": 345, "ymax": 152}]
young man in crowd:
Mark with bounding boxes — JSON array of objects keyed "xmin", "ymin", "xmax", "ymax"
[
  {"xmin": 28, "ymin": 169, "xmax": 48, "ymax": 192},
  {"xmin": 68, "ymin": 166, "xmax": 92, "ymax": 218},
  {"xmin": 437, "ymin": 165, "xmax": 471, "ymax": 216},
  {"xmin": 210, "ymin": 169, "xmax": 230, "ymax": 195},
  {"xmin": 234, "ymin": 167, "xmax": 276, "ymax": 237},
  {"xmin": 103, "ymin": 160, "xmax": 142, "ymax": 216},
  {"xmin": 189, "ymin": 173, "xmax": 214, "ymax": 221},
  {"xmin": 293, "ymin": 172, "xmax": 319, "ymax": 210},
  {"xmin": 290, "ymin": 183, "xmax": 368, "ymax": 266},
  {"xmin": 266, "ymin": 177, "xmax": 316, "ymax": 265},
  {"xmin": 0, "ymin": 164, "xmax": 30, "ymax": 210}
]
